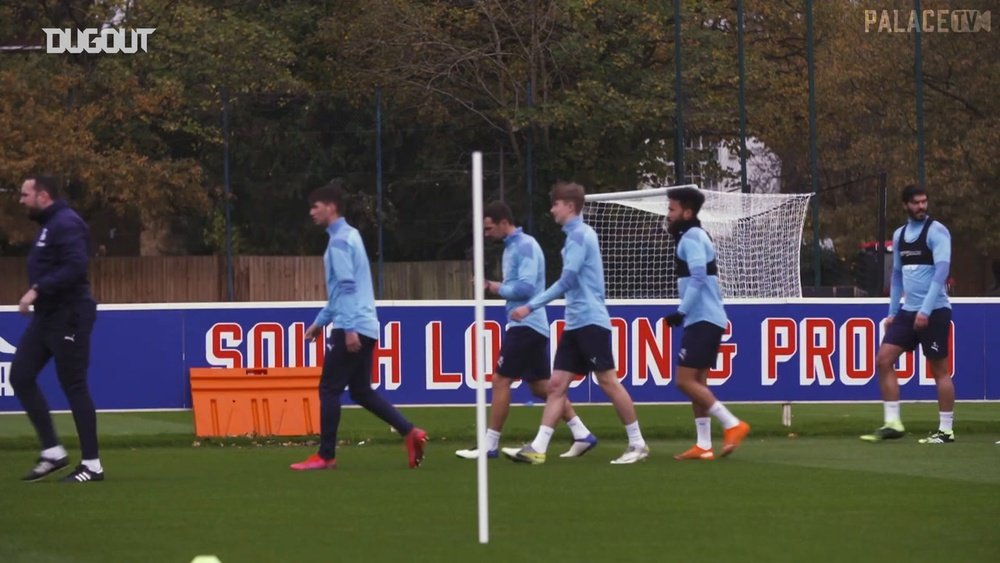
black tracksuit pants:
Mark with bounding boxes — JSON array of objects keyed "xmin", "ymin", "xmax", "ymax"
[{"xmin": 10, "ymin": 298, "xmax": 99, "ymax": 460}]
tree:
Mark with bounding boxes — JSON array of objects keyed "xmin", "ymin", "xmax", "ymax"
[
  {"xmin": 0, "ymin": 1, "xmax": 205, "ymax": 251},
  {"xmin": 0, "ymin": 0, "xmax": 307, "ymax": 254},
  {"xmin": 746, "ymin": 0, "xmax": 999, "ymax": 259},
  {"xmin": 2, "ymin": 0, "xmax": 994, "ymax": 277}
]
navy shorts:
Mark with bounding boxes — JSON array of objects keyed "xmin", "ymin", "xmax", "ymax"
[
  {"xmin": 496, "ymin": 327, "xmax": 551, "ymax": 382},
  {"xmin": 883, "ymin": 308, "xmax": 952, "ymax": 359},
  {"xmin": 553, "ymin": 325, "xmax": 615, "ymax": 375},
  {"xmin": 320, "ymin": 329, "xmax": 376, "ymax": 393},
  {"xmin": 679, "ymin": 321, "xmax": 725, "ymax": 369}
]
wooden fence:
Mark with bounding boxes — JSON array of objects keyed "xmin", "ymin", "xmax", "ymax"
[
  {"xmin": 2, "ymin": 246, "xmax": 997, "ymax": 304},
  {"xmin": 0, "ymin": 257, "xmax": 473, "ymax": 303}
]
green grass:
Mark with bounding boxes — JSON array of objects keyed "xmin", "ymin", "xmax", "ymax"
[{"xmin": 1, "ymin": 404, "xmax": 999, "ymax": 563}]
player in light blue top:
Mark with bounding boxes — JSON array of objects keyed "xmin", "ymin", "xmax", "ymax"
[
  {"xmin": 888, "ymin": 213, "xmax": 952, "ymax": 318},
  {"xmin": 674, "ymin": 225, "xmax": 727, "ymax": 330},
  {"xmin": 496, "ymin": 223, "xmax": 550, "ymax": 338},
  {"xmin": 291, "ymin": 181, "xmax": 427, "ymax": 471},
  {"xmin": 311, "ymin": 215, "xmax": 380, "ymax": 341},
  {"xmin": 524, "ymin": 216, "xmax": 611, "ymax": 331},
  {"xmin": 662, "ymin": 187, "xmax": 750, "ymax": 460},
  {"xmin": 455, "ymin": 201, "xmax": 596, "ymax": 460},
  {"xmin": 863, "ymin": 184, "xmax": 955, "ymax": 444},
  {"xmin": 505, "ymin": 181, "xmax": 648, "ymax": 465}
]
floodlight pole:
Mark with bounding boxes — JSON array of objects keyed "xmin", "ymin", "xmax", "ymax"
[
  {"xmin": 806, "ymin": 0, "xmax": 821, "ymax": 288},
  {"xmin": 376, "ymin": 87, "xmax": 385, "ymax": 299},
  {"xmin": 673, "ymin": 0, "xmax": 685, "ymax": 184},
  {"xmin": 877, "ymin": 171, "xmax": 888, "ymax": 295},
  {"xmin": 221, "ymin": 86, "xmax": 235, "ymax": 301},
  {"xmin": 913, "ymin": 0, "xmax": 927, "ymax": 186},
  {"xmin": 737, "ymin": 0, "xmax": 750, "ymax": 194}
]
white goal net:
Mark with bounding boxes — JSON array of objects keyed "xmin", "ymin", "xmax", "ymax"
[{"xmin": 583, "ymin": 185, "xmax": 813, "ymax": 299}]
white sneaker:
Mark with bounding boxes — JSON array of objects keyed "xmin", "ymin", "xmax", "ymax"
[
  {"xmin": 559, "ymin": 434, "xmax": 598, "ymax": 458},
  {"xmin": 610, "ymin": 444, "xmax": 650, "ymax": 465},
  {"xmin": 454, "ymin": 447, "xmax": 498, "ymax": 459}
]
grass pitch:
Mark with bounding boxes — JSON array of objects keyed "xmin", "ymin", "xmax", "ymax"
[{"xmin": 1, "ymin": 403, "xmax": 998, "ymax": 563}]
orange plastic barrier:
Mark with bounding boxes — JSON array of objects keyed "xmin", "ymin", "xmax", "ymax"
[{"xmin": 189, "ymin": 367, "xmax": 322, "ymax": 437}]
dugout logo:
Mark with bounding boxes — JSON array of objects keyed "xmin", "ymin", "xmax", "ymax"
[
  {"xmin": 0, "ymin": 336, "xmax": 16, "ymax": 398},
  {"xmin": 43, "ymin": 28, "xmax": 155, "ymax": 54}
]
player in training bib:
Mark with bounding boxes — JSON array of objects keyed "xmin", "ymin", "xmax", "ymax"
[
  {"xmin": 862, "ymin": 184, "xmax": 955, "ymax": 444},
  {"xmin": 662, "ymin": 187, "xmax": 750, "ymax": 460}
]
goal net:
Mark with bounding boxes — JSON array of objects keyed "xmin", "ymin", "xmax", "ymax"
[{"xmin": 583, "ymin": 185, "xmax": 813, "ymax": 299}]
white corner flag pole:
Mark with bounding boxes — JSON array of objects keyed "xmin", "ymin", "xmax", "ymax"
[{"xmin": 471, "ymin": 151, "xmax": 489, "ymax": 544}]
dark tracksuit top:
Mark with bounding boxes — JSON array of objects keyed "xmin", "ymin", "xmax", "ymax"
[{"xmin": 27, "ymin": 200, "xmax": 93, "ymax": 314}]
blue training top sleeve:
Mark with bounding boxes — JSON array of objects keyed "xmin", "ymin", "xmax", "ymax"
[
  {"xmin": 499, "ymin": 281, "xmax": 534, "ymax": 300},
  {"xmin": 561, "ymin": 232, "xmax": 587, "ymax": 275},
  {"xmin": 499, "ymin": 243, "xmax": 540, "ymax": 300},
  {"xmin": 314, "ymin": 238, "xmax": 360, "ymax": 329},
  {"xmin": 527, "ymin": 271, "xmax": 578, "ymax": 310},
  {"xmin": 314, "ymin": 245, "xmax": 335, "ymax": 328},
  {"xmin": 527, "ymin": 235, "xmax": 584, "ymax": 310},
  {"xmin": 330, "ymin": 238, "xmax": 359, "ymax": 331}
]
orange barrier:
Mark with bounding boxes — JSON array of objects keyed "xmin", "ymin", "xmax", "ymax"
[{"xmin": 189, "ymin": 367, "xmax": 321, "ymax": 437}]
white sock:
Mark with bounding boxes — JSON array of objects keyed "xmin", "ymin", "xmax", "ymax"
[
  {"xmin": 939, "ymin": 411, "xmax": 954, "ymax": 433},
  {"xmin": 82, "ymin": 459, "xmax": 103, "ymax": 473},
  {"xmin": 42, "ymin": 445, "xmax": 68, "ymax": 460},
  {"xmin": 530, "ymin": 426, "xmax": 555, "ymax": 453},
  {"xmin": 695, "ymin": 417, "xmax": 712, "ymax": 450},
  {"xmin": 625, "ymin": 421, "xmax": 646, "ymax": 448},
  {"xmin": 884, "ymin": 401, "xmax": 901, "ymax": 424},
  {"xmin": 485, "ymin": 429, "xmax": 501, "ymax": 451},
  {"xmin": 566, "ymin": 416, "xmax": 592, "ymax": 440},
  {"xmin": 708, "ymin": 402, "xmax": 740, "ymax": 430}
]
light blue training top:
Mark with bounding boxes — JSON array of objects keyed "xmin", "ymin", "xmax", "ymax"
[
  {"xmin": 527, "ymin": 216, "xmax": 611, "ymax": 330},
  {"xmin": 314, "ymin": 218, "xmax": 380, "ymax": 340}
]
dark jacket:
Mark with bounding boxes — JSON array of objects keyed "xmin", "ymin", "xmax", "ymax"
[{"xmin": 27, "ymin": 200, "xmax": 93, "ymax": 313}]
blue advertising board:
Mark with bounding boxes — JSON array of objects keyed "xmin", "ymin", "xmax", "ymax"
[{"xmin": 1, "ymin": 299, "xmax": 997, "ymax": 412}]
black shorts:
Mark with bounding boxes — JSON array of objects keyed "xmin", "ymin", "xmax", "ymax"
[
  {"xmin": 883, "ymin": 308, "xmax": 952, "ymax": 359},
  {"xmin": 496, "ymin": 327, "xmax": 551, "ymax": 382},
  {"xmin": 679, "ymin": 321, "xmax": 725, "ymax": 369},
  {"xmin": 553, "ymin": 325, "xmax": 615, "ymax": 375}
]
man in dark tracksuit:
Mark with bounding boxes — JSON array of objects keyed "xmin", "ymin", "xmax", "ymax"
[{"xmin": 13, "ymin": 175, "xmax": 103, "ymax": 483}]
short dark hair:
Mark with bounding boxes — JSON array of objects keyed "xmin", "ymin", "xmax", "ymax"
[
  {"xmin": 901, "ymin": 183, "xmax": 926, "ymax": 203},
  {"xmin": 549, "ymin": 181, "xmax": 586, "ymax": 214},
  {"xmin": 308, "ymin": 179, "xmax": 347, "ymax": 212},
  {"xmin": 484, "ymin": 200, "xmax": 514, "ymax": 225},
  {"xmin": 667, "ymin": 186, "xmax": 705, "ymax": 214},
  {"xmin": 26, "ymin": 175, "xmax": 60, "ymax": 199}
]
